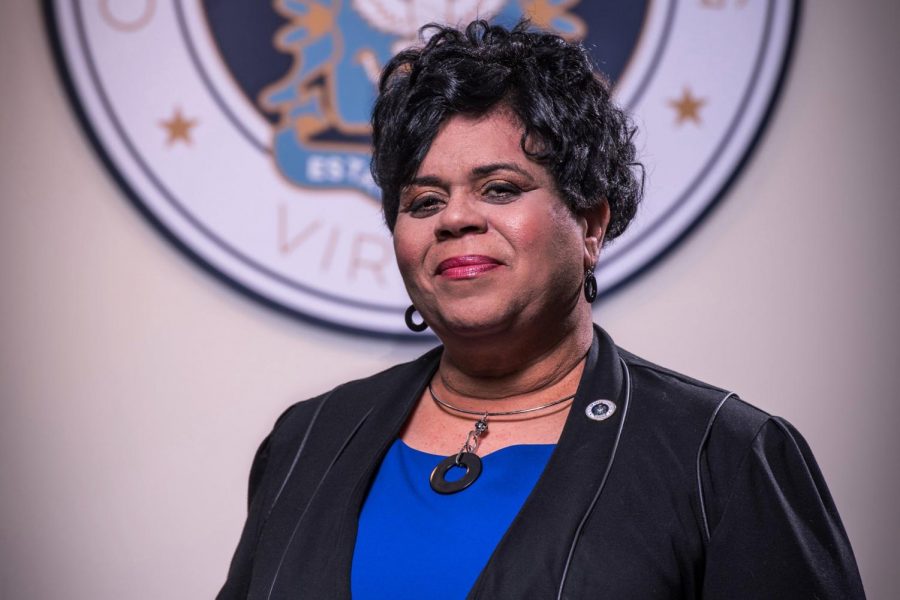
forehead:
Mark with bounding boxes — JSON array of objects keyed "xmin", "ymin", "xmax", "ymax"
[{"xmin": 416, "ymin": 108, "xmax": 536, "ymax": 177}]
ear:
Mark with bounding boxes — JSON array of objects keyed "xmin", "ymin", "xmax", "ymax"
[{"xmin": 578, "ymin": 200, "xmax": 610, "ymax": 269}]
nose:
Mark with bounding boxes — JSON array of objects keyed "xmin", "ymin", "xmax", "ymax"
[{"xmin": 435, "ymin": 193, "xmax": 488, "ymax": 240}]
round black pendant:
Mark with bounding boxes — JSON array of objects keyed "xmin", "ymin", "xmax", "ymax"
[{"xmin": 429, "ymin": 452, "xmax": 483, "ymax": 494}]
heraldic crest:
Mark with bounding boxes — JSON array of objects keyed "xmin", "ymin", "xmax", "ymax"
[{"xmin": 259, "ymin": 0, "xmax": 585, "ymax": 198}]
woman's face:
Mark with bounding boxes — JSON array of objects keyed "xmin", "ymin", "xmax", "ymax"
[{"xmin": 393, "ymin": 108, "xmax": 605, "ymax": 337}]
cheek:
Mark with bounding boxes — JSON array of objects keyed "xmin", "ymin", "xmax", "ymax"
[
  {"xmin": 392, "ymin": 236, "xmax": 414, "ymax": 276},
  {"xmin": 510, "ymin": 204, "xmax": 583, "ymax": 264},
  {"xmin": 392, "ymin": 225, "xmax": 428, "ymax": 283}
]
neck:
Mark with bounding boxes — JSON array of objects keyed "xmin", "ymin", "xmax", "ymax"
[{"xmin": 435, "ymin": 305, "xmax": 594, "ymax": 402}]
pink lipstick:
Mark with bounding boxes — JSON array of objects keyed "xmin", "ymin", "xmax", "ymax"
[{"xmin": 436, "ymin": 255, "xmax": 501, "ymax": 279}]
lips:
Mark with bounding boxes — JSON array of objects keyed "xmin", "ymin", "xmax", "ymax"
[{"xmin": 436, "ymin": 255, "xmax": 502, "ymax": 279}]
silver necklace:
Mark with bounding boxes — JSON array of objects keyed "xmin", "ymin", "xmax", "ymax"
[{"xmin": 427, "ymin": 383, "xmax": 575, "ymax": 494}]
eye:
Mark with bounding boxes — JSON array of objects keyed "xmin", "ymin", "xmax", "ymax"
[
  {"xmin": 482, "ymin": 181, "xmax": 521, "ymax": 202},
  {"xmin": 405, "ymin": 193, "xmax": 445, "ymax": 217}
]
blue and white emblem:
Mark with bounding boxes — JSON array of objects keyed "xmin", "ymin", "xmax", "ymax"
[
  {"xmin": 47, "ymin": 0, "xmax": 797, "ymax": 335},
  {"xmin": 585, "ymin": 399, "xmax": 617, "ymax": 422}
]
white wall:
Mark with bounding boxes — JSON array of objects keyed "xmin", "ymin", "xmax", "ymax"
[{"xmin": 1, "ymin": 1, "xmax": 898, "ymax": 598}]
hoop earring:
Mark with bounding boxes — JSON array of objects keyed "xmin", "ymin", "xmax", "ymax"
[
  {"xmin": 404, "ymin": 305, "xmax": 428, "ymax": 332},
  {"xmin": 583, "ymin": 267, "xmax": 598, "ymax": 304}
]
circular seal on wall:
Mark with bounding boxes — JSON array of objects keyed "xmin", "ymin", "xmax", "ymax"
[{"xmin": 46, "ymin": 0, "xmax": 797, "ymax": 336}]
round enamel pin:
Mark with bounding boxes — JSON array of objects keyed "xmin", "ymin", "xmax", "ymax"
[{"xmin": 586, "ymin": 399, "xmax": 617, "ymax": 422}]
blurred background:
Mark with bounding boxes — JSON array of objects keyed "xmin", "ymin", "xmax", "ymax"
[{"xmin": 1, "ymin": 1, "xmax": 898, "ymax": 598}]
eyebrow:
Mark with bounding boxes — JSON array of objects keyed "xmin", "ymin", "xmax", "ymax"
[
  {"xmin": 406, "ymin": 175, "xmax": 445, "ymax": 188},
  {"xmin": 470, "ymin": 162, "xmax": 532, "ymax": 179},
  {"xmin": 407, "ymin": 162, "xmax": 534, "ymax": 189}
]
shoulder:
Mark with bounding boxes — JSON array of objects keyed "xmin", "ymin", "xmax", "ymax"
[
  {"xmin": 613, "ymin": 346, "xmax": 791, "ymax": 513},
  {"xmin": 265, "ymin": 345, "xmax": 442, "ymax": 449},
  {"xmin": 617, "ymin": 349, "xmax": 833, "ymax": 537},
  {"xmin": 243, "ymin": 345, "xmax": 441, "ymax": 506},
  {"xmin": 613, "ymin": 348, "xmax": 854, "ymax": 553},
  {"xmin": 617, "ymin": 346, "xmax": 771, "ymax": 444}
]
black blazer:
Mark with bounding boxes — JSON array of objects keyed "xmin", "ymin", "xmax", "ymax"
[{"xmin": 218, "ymin": 327, "xmax": 864, "ymax": 599}]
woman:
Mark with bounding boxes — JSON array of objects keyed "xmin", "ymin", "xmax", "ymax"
[{"xmin": 219, "ymin": 21, "xmax": 864, "ymax": 599}]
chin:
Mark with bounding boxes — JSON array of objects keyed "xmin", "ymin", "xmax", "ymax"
[{"xmin": 431, "ymin": 305, "xmax": 517, "ymax": 338}]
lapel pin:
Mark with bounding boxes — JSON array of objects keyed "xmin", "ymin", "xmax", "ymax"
[{"xmin": 585, "ymin": 399, "xmax": 617, "ymax": 421}]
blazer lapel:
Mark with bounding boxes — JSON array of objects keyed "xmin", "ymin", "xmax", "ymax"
[
  {"xmin": 249, "ymin": 349, "xmax": 441, "ymax": 600},
  {"xmin": 467, "ymin": 326, "xmax": 628, "ymax": 599}
]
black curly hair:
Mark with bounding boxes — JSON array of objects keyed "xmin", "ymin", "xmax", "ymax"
[{"xmin": 371, "ymin": 19, "xmax": 643, "ymax": 242}]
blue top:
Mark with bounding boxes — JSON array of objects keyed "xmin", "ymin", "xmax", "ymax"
[{"xmin": 351, "ymin": 439, "xmax": 555, "ymax": 599}]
